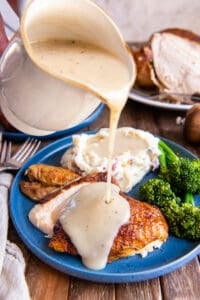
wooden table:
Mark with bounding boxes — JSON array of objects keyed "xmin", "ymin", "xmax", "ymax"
[{"xmin": 8, "ymin": 100, "xmax": 200, "ymax": 300}]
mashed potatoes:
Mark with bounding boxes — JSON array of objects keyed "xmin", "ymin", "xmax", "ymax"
[{"xmin": 61, "ymin": 127, "xmax": 160, "ymax": 192}]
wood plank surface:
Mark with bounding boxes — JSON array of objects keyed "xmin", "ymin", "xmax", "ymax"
[
  {"xmin": 2, "ymin": 1, "xmax": 199, "ymax": 299},
  {"xmin": 116, "ymin": 279, "xmax": 162, "ymax": 300},
  {"xmin": 161, "ymin": 257, "xmax": 200, "ymax": 300},
  {"xmin": 7, "ymin": 100, "xmax": 200, "ymax": 300}
]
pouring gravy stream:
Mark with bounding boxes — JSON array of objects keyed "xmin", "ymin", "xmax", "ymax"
[
  {"xmin": 29, "ymin": 39, "xmax": 134, "ymax": 269},
  {"xmin": 31, "ymin": 40, "xmax": 131, "ymax": 200}
]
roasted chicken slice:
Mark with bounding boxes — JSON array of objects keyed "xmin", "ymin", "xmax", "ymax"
[
  {"xmin": 131, "ymin": 28, "xmax": 200, "ymax": 104},
  {"xmin": 151, "ymin": 28, "xmax": 200, "ymax": 103},
  {"xmin": 49, "ymin": 193, "xmax": 168, "ymax": 262},
  {"xmin": 28, "ymin": 173, "xmax": 116, "ymax": 236},
  {"xmin": 132, "ymin": 45, "xmax": 157, "ymax": 88},
  {"xmin": 20, "ymin": 181, "xmax": 58, "ymax": 201},
  {"xmin": 25, "ymin": 163, "xmax": 80, "ymax": 186}
]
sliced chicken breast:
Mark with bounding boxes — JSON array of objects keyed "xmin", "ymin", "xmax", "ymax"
[
  {"xmin": 28, "ymin": 173, "xmax": 110, "ymax": 236},
  {"xmin": 151, "ymin": 29, "xmax": 200, "ymax": 103},
  {"xmin": 49, "ymin": 193, "xmax": 168, "ymax": 262}
]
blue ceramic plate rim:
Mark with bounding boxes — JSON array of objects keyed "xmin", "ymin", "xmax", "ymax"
[
  {"xmin": 1, "ymin": 103, "xmax": 104, "ymax": 141},
  {"xmin": 10, "ymin": 133, "xmax": 200, "ymax": 283}
]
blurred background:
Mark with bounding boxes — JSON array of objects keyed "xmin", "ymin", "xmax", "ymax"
[
  {"xmin": 94, "ymin": 0, "xmax": 200, "ymax": 41},
  {"xmin": 1, "ymin": 0, "xmax": 200, "ymax": 41},
  {"xmin": 0, "ymin": 0, "xmax": 19, "ymax": 36},
  {"xmin": 94, "ymin": 0, "xmax": 200, "ymax": 42}
]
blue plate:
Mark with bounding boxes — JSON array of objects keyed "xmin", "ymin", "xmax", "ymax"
[
  {"xmin": 1, "ymin": 104, "xmax": 104, "ymax": 141},
  {"xmin": 9, "ymin": 134, "xmax": 200, "ymax": 283}
]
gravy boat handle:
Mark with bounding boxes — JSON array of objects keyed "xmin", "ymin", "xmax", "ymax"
[{"xmin": 0, "ymin": 34, "xmax": 24, "ymax": 83}]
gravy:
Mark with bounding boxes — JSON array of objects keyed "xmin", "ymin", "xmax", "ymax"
[
  {"xmin": 59, "ymin": 182, "xmax": 130, "ymax": 270},
  {"xmin": 31, "ymin": 39, "xmax": 131, "ymax": 202},
  {"xmin": 30, "ymin": 39, "xmax": 133, "ymax": 269},
  {"xmin": 31, "ymin": 40, "xmax": 130, "ymax": 96}
]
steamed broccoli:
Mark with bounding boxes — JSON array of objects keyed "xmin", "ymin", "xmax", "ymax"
[
  {"xmin": 139, "ymin": 178, "xmax": 181, "ymax": 206},
  {"xmin": 158, "ymin": 140, "xmax": 200, "ymax": 194},
  {"xmin": 139, "ymin": 178, "xmax": 200, "ymax": 240}
]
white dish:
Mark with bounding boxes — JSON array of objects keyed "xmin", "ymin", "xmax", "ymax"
[
  {"xmin": 129, "ymin": 88, "xmax": 193, "ymax": 111},
  {"xmin": 0, "ymin": 36, "xmax": 102, "ymax": 136}
]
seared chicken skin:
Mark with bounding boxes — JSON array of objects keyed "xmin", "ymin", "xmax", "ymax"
[
  {"xmin": 25, "ymin": 167, "xmax": 168, "ymax": 262},
  {"xmin": 20, "ymin": 181, "xmax": 58, "ymax": 201},
  {"xmin": 132, "ymin": 45, "xmax": 156, "ymax": 88},
  {"xmin": 26, "ymin": 164, "xmax": 80, "ymax": 186},
  {"xmin": 160, "ymin": 28, "xmax": 200, "ymax": 44},
  {"xmin": 28, "ymin": 172, "xmax": 118, "ymax": 236},
  {"xmin": 20, "ymin": 164, "xmax": 80, "ymax": 201},
  {"xmin": 49, "ymin": 193, "xmax": 168, "ymax": 262}
]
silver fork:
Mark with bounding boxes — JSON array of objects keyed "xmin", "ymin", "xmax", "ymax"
[
  {"xmin": 0, "ymin": 140, "xmax": 12, "ymax": 166},
  {"xmin": 0, "ymin": 138, "xmax": 41, "ymax": 172}
]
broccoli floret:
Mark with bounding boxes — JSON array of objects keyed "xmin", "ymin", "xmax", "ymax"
[
  {"xmin": 139, "ymin": 178, "xmax": 200, "ymax": 240},
  {"xmin": 158, "ymin": 140, "xmax": 200, "ymax": 194},
  {"xmin": 139, "ymin": 178, "xmax": 181, "ymax": 207},
  {"xmin": 164, "ymin": 201, "xmax": 200, "ymax": 239}
]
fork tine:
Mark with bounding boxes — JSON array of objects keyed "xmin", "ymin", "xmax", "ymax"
[
  {"xmin": 13, "ymin": 138, "xmax": 34, "ymax": 161},
  {"xmin": 1, "ymin": 138, "xmax": 40, "ymax": 170},
  {"xmin": 13, "ymin": 139, "xmax": 41, "ymax": 163},
  {"xmin": 28, "ymin": 140, "xmax": 41, "ymax": 157},
  {"xmin": 19, "ymin": 139, "xmax": 41, "ymax": 163},
  {"xmin": 5, "ymin": 141, "xmax": 12, "ymax": 161},
  {"xmin": 11, "ymin": 138, "xmax": 31, "ymax": 160},
  {"xmin": 0, "ymin": 140, "xmax": 7, "ymax": 164}
]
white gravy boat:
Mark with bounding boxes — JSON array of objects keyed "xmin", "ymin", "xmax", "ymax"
[{"xmin": 1, "ymin": 0, "xmax": 136, "ymax": 136}]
